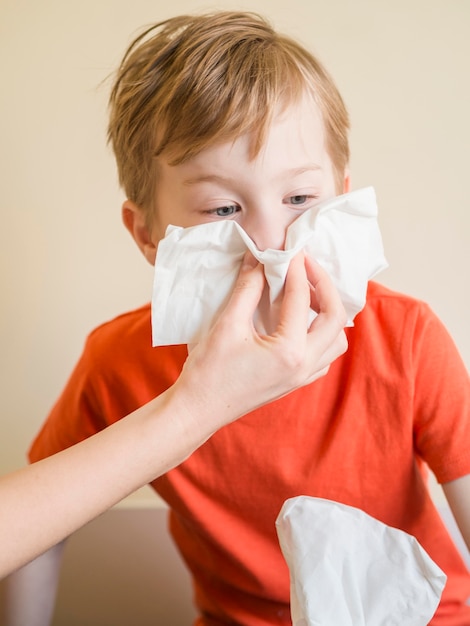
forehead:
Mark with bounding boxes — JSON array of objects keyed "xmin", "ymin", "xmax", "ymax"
[
  {"xmin": 155, "ymin": 96, "xmax": 333, "ymax": 192},
  {"xmin": 196, "ymin": 96, "xmax": 327, "ymax": 169},
  {"xmin": 162, "ymin": 85, "xmax": 324, "ymax": 158},
  {"xmin": 170, "ymin": 93, "xmax": 327, "ymax": 166},
  {"xmin": 260, "ymin": 96, "xmax": 326, "ymax": 155}
]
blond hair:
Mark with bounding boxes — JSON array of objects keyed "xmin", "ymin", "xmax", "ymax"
[{"xmin": 108, "ymin": 11, "xmax": 350, "ymax": 215}]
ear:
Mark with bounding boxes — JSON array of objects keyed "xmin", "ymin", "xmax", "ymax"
[
  {"xmin": 343, "ymin": 170, "xmax": 351, "ymax": 194},
  {"xmin": 122, "ymin": 200, "xmax": 157, "ymax": 265}
]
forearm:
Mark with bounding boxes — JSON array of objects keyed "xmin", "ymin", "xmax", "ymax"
[{"xmin": 0, "ymin": 386, "xmax": 211, "ymax": 579}]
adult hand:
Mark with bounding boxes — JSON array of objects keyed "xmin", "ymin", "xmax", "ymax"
[{"xmin": 174, "ymin": 251, "xmax": 348, "ymax": 433}]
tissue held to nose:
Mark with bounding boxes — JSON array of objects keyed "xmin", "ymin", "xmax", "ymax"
[{"xmin": 151, "ymin": 187, "xmax": 388, "ymax": 346}]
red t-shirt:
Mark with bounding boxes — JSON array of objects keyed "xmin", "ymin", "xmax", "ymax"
[{"xmin": 29, "ymin": 282, "xmax": 470, "ymax": 625}]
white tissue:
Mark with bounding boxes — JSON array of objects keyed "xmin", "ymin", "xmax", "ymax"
[
  {"xmin": 275, "ymin": 496, "xmax": 447, "ymax": 626},
  {"xmin": 151, "ymin": 187, "xmax": 387, "ymax": 346}
]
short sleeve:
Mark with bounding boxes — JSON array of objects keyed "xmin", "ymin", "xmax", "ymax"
[
  {"xmin": 411, "ymin": 303, "xmax": 470, "ymax": 483},
  {"xmin": 28, "ymin": 306, "xmax": 188, "ymax": 464}
]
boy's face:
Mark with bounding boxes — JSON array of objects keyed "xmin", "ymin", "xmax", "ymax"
[{"xmin": 123, "ymin": 96, "xmax": 349, "ymax": 264}]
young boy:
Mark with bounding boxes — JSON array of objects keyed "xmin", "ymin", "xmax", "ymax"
[{"xmin": 17, "ymin": 11, "xmax": 470, "ymax": 625}]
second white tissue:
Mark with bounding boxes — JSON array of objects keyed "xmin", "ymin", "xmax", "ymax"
[{"xmin": 275, "ymin": 496, "xmax": 447, "ymax": 626}]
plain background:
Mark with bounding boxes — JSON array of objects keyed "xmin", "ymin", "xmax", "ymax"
[{"xmin": 0, "ymin": 0, "xmax": 469, "ymax": 621}]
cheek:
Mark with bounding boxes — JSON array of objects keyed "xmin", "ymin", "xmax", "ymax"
[
  {"xmin": 150, "ymin": 195, "xmax": 177, "ymax": 238},
  {"xmin": 154, "ymin": 187, "xmax": 196, "ymax": 231},
  {"xmin": 151, "ymin": 218, "xmax": 168, "ymax": 243}
]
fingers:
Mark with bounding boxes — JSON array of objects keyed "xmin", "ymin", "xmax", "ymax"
[
  {"xmin": 276, "ymin": 253, "xmax": 311, "ymax": 343},
  {"xmin": 217, "ymin": 251, "xmax": 265, "ymax": 328},
  {"xmin": 305, "ymin": 254, "xmax": 346, "ymax": 321},
  {"xmin": 185, "ymin": 251, "xmax": 348, "ymax": 422},
  {"xmin": 304, "ymin": 255, "xmax": 342, "ymax": 316},
  {"xmin": 303, "ymin": 330, "xmax": 348, "ymax": 385},
  {"xmin": 276, "ymin": 252, "xmax": 346, "ymax": 340},
  {"xmin": 276, "ymin": 253, "xmax": 347, "ymax": 380},
  {"xmin": 214, "ymin": 250, "xmax": 347, "ymax": 383},
  {"xmin": 304, "ymin": 257, "xmax": 348, "ymax": 366}
]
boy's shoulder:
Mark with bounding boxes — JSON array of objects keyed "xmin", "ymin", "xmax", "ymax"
[
  {"xmin": 87, "ymin": 303, "xmax": 152, "ymax": 348},
  {"xmin": 80, "ymin": 303, "xmax": 187, "ymax": 382},
  {"xmin": 366, "ymin": 280, "xmax": 420, "ymax": 303},
  {"xmin": 354, "ymin": 281, "xmax": 443, "ymax": 348},
  {"xmin": 357, "ymin": 281, "xmax": 458, "ymax": 360},
  {"xmin": 82, "ymin": 303, "xmax": 155, "ymax": 370},
  {"xmin": 363, "ymin": 280, "xmax": 432, "ymax": 320}
]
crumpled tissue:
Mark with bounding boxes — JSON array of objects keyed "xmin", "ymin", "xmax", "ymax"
[
  {"xmin": 151, "ymin": 187, "xmax": 387, "ymax": 346},
  {"xmin": 275, "ymin": 496, "xmax": 447, "ymax": 626}
]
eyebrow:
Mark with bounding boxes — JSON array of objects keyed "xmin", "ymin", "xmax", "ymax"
[
  {"xmin": 182, "ymin": 165, "xmax": 323, "ymax": 186},
  {"xmin": 182, "ymin": 174, "xmax": 236, "ymax": 186},
  {"xmin": 287, "ymin": 165, "xmax": 323, "ymax": 177}
]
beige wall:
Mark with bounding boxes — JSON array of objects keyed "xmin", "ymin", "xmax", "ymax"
[{"xmin": 0, "ymin": 0, "xmax": 469, "ymax": 612}]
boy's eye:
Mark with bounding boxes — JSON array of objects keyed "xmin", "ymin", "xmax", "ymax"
[
  {"xmin": 211, "ymin": 205, "xmax": 240, "ymax": 217},
  {"xmin": 289, "ymin": 195, "xmax": 309, "ymax": 205}
]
